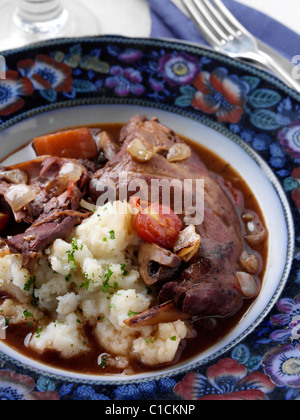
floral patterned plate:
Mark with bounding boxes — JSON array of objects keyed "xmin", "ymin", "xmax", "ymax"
[{"xmin": 0, "ymin": 36, "xmax": 299, "ymax": 401}]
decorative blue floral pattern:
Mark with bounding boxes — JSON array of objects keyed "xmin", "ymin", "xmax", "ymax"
[
  {"xmin": 0, "ymin": 36, "xmax": 299, "ymax": 400},
  {"xmin": 159, "ymin": 52, "xmax": 200, "ymax": 86},
  {"xmin": 105, "ymin": 66, "xmax": 145, "ymax": 97}
]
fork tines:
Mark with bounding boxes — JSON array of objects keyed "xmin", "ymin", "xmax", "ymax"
[{"xmin": 183, "ymin": 0, "xmax": 247, "ymax": 47}]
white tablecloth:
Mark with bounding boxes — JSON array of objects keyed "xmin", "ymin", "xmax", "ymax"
[{"xmin": 0, "ymin": 0, "xmax": 298, "ymax": 40}]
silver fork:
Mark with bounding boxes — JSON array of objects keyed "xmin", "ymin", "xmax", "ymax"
[{"xmin": 182, "ymin": 0, "xmax": 300, "ymax": 92}]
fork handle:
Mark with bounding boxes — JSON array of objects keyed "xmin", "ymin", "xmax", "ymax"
[{"xmin": 252, "ymin": 41, "xmax": 300, "ymax": 93}]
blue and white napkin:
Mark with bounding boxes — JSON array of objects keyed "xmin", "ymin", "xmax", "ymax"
[{"xmin": 148, "ymin": 0, "xmax": 300, "ymax": 60}]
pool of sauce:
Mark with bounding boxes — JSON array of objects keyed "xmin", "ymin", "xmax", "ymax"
[{"xmin": 0, "ymin": 123, "xmax": 268, "ymax": 376}]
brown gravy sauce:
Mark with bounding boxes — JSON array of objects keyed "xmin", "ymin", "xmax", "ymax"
[{"xmin": 0, "ymin": 123, "xmax": 268, "ymax": 376}]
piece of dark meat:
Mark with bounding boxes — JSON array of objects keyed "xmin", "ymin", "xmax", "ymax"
[
  {"xmin": 91, "ymin": 115, "xmax": 260, "ymax": 320},
  {"xmin": 6, "ymin": 198, "xmax": 90, "ymax": 273},
  {"xmin": 0, "ymin": 156, "xmax": 91, "ymax": 223},
  {"xmin": 6, "ymin": 216, "xmax": 81, "ymax": 274},
  {"xmin": 0, "ymin": 156, "xmax": 92, "ymax": 272}
]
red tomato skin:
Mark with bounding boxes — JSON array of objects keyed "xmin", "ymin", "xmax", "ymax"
[{"xmin": 134, "ymin": 203, "xmax": 182, "ymax": 249}]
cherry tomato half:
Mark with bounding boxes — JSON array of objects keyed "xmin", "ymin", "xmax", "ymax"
[{"xmin": 134, "ymin": 202, "xmax": 182, "ymax": 249}]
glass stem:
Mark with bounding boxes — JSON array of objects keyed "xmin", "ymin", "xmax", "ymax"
[{"xmin": 14, "ymin": 0, "xmax": 68, "ymax": 34}]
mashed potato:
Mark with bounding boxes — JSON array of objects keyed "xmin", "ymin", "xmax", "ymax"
[{"xmin": 0, "ymin": 201, "xmax": 188, "ymax": 371}]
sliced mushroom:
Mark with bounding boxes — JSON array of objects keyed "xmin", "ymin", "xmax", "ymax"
[
  {"xmin": 124, "ymin": 300, "xmax": 191, "ymax": 328},
  {"xmin": 235, "ymin": 272, "xmax": 260, "ymax": 298},
  {"xmin": 138, "ymin": 242, "xmax": 182, "ymax": 286}
]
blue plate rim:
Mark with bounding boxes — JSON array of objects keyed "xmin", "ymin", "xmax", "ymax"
[{"xmin": 0, "ymin": 35, "xmax": 298, "ymax": 388}]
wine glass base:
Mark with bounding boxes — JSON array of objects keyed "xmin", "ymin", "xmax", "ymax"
[
  {"xmin": 0, "ymin": 0, "xmax": 101, "ymax": 51},
  {"xmin": 14, "ymin": 9, "xmax": 70, "ymax": 36}
]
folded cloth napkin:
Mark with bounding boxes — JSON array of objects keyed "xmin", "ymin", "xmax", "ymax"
[{"xmin": 148, "ymin": 0, "xmax": 299, "ymax": 60}]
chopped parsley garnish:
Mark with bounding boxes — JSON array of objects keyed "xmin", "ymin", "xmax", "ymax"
[
  {"xmin": 144, "ymin": 338, "xmax": 155, "ymax": 344},
  {"xmin": 120, "ymin": 264, "xmax": 129, "ymax": 277},
  {"xmin": 71, "ymin": 237, "xmax": 79, "ymax": 251},
  {"xmin": 24, "ymin": 276, "xmax": 36, "ymax": 292},
  {"xmin": 109, "ymin": 230, "xmax": 115, "ymax": 240},
  {"xmin": 79, "ymin": 272, "xmax": 92, "ymax": 291},
  {"xmin": 65, "ymin": 273, "xmax": 72, "ymax": 282},
  {"xmin": 35, "ymin": 328, "xmax": 43, "ymax": 338},
  {"xmin": 65, "ymin": 237, "xmax": 82, "ymax": 281},
  {"xmin": 79, "ymin": 279, "xmax": 91, "ymax": 291},
  {"xmin": 102, "ymin": 280, "xmax": 109, "ymax": 293},
  {"xmin": 3, "ymin": 317, "xmax": 9, "ymax": 328},
  {"xmin": 30, "ymin": 294, "xmax": 39, "ymax": 307},
  {"xmin": 100, "ymin": 355, "xmax": 107, "ymax": 369},
  {"xmin": 170, "ymin": 336, "xmax": 177, "ymax": 341},
  {"xmin": 24, "ymin": 277, "xmax": 39, "ymax": 307},
  {"xmin": 128, "ymin": 310, "xmax": 139, "ymax": 317},
  {"xmin": 66, "ymin": 250, "xmax": 77, "ymax": 272},
  {"xmin": 69, "ymin": 238, "xmax": 80, "ymax": 267},
  {"xmin": 23, "ymin": 310, "xmax": 33, "ymax": 318},
  {"xmin": 102, "ymin": 267, "xmax": 114, "ymax": 293}
]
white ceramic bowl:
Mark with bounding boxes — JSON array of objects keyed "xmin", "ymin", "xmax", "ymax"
[{"xmin": 0, "ymin": 104, "xmax": 294, "ymax": 383}]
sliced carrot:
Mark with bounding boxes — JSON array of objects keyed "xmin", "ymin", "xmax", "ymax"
[{"xmin": 33, "ymin": 128, "xmax": 98, "ymax": 159}]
